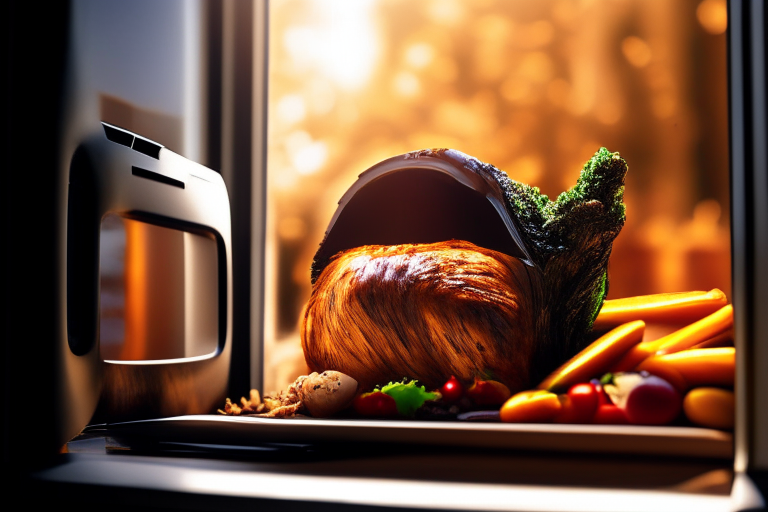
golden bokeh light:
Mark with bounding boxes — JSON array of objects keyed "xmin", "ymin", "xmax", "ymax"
[
  {"xmin": 427, "ymin": 0, "xmax": 465, "ymax": 25},
  {"xmin": 275, "ymin": 94, "xmax": 306, "ymax": 125},
  {"xmin": 697, "ymin": 0, "xmax": 728, "ymax": 35},
  {"xmin": 278, "ymin": 217, "xmax": 308, "ymax": 241},
  {"xmin": 405, "ymin": 43, "xmax": 435, "ymax": 69},
  {"xmin": 622, "ymin": 36, "xmax": 653, "ymax": 68},
  {"xmin": 393, "ymin": 71, "xmax": 421, "ymax": 98}
]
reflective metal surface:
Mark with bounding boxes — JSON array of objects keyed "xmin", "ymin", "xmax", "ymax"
[{"xmin": 99, "ymin": 214, "xmax": 219, "ymax": 362}]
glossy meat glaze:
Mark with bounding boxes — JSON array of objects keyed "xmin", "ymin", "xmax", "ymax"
[{"xmin": 301, "ymin": 240, "xmax": 542, "ymax": 392}]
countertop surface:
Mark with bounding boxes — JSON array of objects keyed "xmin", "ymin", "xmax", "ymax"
[{"xmin": 27, "ymin": 423, "xmax": 736, "ymax": 512}]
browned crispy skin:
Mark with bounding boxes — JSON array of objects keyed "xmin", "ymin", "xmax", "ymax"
[{"xmin": 301, "ymin": 240, "xmax": 541, "ymax": 392}]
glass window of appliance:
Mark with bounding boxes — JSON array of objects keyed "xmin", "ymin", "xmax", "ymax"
[{"xmin": 263, "ymin": 0, "xmax": 730, "ymax": 395}]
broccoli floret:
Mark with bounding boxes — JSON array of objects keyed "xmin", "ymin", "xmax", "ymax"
[{"xmin": 478, "ymin": 148, "xmax": 628, "ymax": 384}]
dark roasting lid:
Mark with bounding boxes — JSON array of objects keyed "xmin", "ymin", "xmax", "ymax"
[{"xmin": 311, "ymin": 148, "xmax": 535, "ymax": 284}]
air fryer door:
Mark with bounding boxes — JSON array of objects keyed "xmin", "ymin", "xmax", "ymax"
[{"xmin": 66, "ymin": 123, "xmax": 233, "ymax": 425}]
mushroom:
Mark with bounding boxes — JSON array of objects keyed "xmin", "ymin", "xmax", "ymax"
[{"xmin": 297, "ymin": 371, "xmax": 358, "ymax": 418}]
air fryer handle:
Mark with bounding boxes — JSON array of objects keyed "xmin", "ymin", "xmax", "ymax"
[{"xmin": 67, "ymin": 145, "xmax": 101, "ymax": 356}]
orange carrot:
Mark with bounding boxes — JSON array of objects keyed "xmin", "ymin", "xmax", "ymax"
[
  {"xmin": 610, "ymin": 338, "xmax": 666, "ymax": 373},
  {"xmin": 612, "ymin": 305, "xmax": 732, "ymax": 371},
  {"xmin": 538, "ymin": 321, "xmax": 645, "ymax": 392},
  {"xmin": 593, "ymin": 289, "xmax": 728, "ymax": 332},
  {"xmin": 683, "ymin": 387, "xmax": 735, "ymax": 430},
  {"xmin": 693, "ymin": 329, "xmax": 734, "ymax": 349},
  {"xmin": 635, "ymin": 347, "xmax": 735, "ymax": 392},
  {"xmin": 655, "ymin": 305, "xmax": 732, "ymax": 354}
]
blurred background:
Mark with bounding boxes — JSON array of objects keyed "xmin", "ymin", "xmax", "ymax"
[{"xmin": 263, "ymin": 0, "xmax": 731, "ymax": 391}]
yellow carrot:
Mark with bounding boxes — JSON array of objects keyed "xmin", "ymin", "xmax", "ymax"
[
  {"xmin": 612, "ymin": 305, "xmax": 732, "ymax": 371},
  {"xmin": 538, "ymin": 321, "xmax": 645, "ymax": 392},
  {"xmin": 610, "ymin": 338, "xmax": 666, "ymax": 372},
  {"xmin": 593, "ymin": 289, "xmax": 728, "ymax": 332},
  {"xmin": 635, "ymin": 347, "xmax": 735, "ymax": 392},
  {"xmin": 655, "ymin": 305, "xmax": 733, "ymax": 355},
  {"xmin": 693, "ymin": 329, "xmax": 734, "ymax": 349}
]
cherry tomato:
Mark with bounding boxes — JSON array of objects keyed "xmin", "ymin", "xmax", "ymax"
[
  {"xmin": 556, "ymin": 382, "xmax": 599, "ymax": 423},
  {"xmin": 590, "ymin": 378, "xmax": 612, "ymax": 405},
  {"xmin": 554, "ymin": 395, "xmax": 577, "ymax": 423},
  {"xmin": 593, "ymin": 404, "xmax": 629, "ymax": 424},
  {"xmin": 622, "ymin": 375, "xmax": 681, "ymax": 425},
  {"xmin": 353, "ymin": 391, "xmax": 398, "ymax": 417},
  {"xmin": 603, "ymin": 373, "xmax": 682, "ymax": 425},
  {"xmin": 440, "ymin": 375, "xmax": 464, "ymax": 402},
  {"xmin": 568, "ymin": 382, "xmax": 600, "ymax": 417},
  {"xmin": 467, "ymin": 379, "xmax": 511, "ymax": 406}
]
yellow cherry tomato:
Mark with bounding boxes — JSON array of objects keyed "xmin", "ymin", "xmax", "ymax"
[{"xmin": 500, "ymin": 390, "xmax": 562, "ymax": 423}]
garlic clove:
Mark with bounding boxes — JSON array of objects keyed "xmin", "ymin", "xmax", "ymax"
[{"xmin": 298, "ymin": 371, "xmax": 358, "ymax": 418}]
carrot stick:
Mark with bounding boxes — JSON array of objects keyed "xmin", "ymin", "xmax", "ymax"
[
  {"xmin": 655, "ymin": 305, "xmax": 733, "ymax": 355},
  {"xmin": 610, "ymin": 338, "xmax": 665, "ymax": 372},
  {"xmin": 636, "ymin": 347, "xmax": 735, "ymax": 392},
  {"xmin": 592, "ymin": 289, "xmax": 728, "ymax": 331},
  {"xmin": 693, "ymin": 328, "xmax": 734, "ymax": 349},
  {"xmin": 538, "ymin": 320, "xmax": 645, "ymax": 392},
  {"xmin": 611, "ymin": 304, "xmax": 733, "ymax": 370}
]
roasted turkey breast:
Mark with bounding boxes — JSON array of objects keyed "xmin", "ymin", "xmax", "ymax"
[{"xmin": 301, "ymin": 240, "xmax": 542, "ymax": 392}]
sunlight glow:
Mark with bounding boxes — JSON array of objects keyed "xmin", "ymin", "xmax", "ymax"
[
  {"xmin": 283, "ymin": 0, "xmax": 379, "ymax": 91},
  {"xmin": 276, "ymin": 94, "xmax": 306, "ymax": 125},
  {"xmin": 285, "ymin": 130, "xmax": 328, "ymax": 176},
  {"xmin": 393, "ymin": 72, "xmax": 420, "ymax": 97},
  {"xmin": 405, "ymin": 43, "xmax": 434, "ymax": 69}
]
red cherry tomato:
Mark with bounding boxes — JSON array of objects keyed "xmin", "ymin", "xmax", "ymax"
[
  {"xmin": 554, "ymin": 395, "xmax": 577, "ymax": 423},
  {"xmin": 569, "ymin": 383, "xmax": 600, "ymax": 416},
  {"xmin": 593, "ymin": 404, "xmax": 629, "ymax": 424},
  {"xmin": 353, "ymin": 391, "xmax": 398, "ymax": 417},
  {"xmin": 603, "ymin": 373, "xmax": 682, "ymax": 425},
  {"xmin": 590, "ymin": 378, "xmax": 612, "ymax": 405},
  {"xmin": 556, "ymin": 382, "xmax": 599, "ymax": 423},
  {"xmin": 440, "ymin": 375, "xmax": 464, "ymax": 402},
  {"xmin": 623, "ymin": 376, "xmax": 681, "ymax": 425},
  {"xmin": 467, "ymin": 379, "xmax": 511, "ymax": 406}
]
